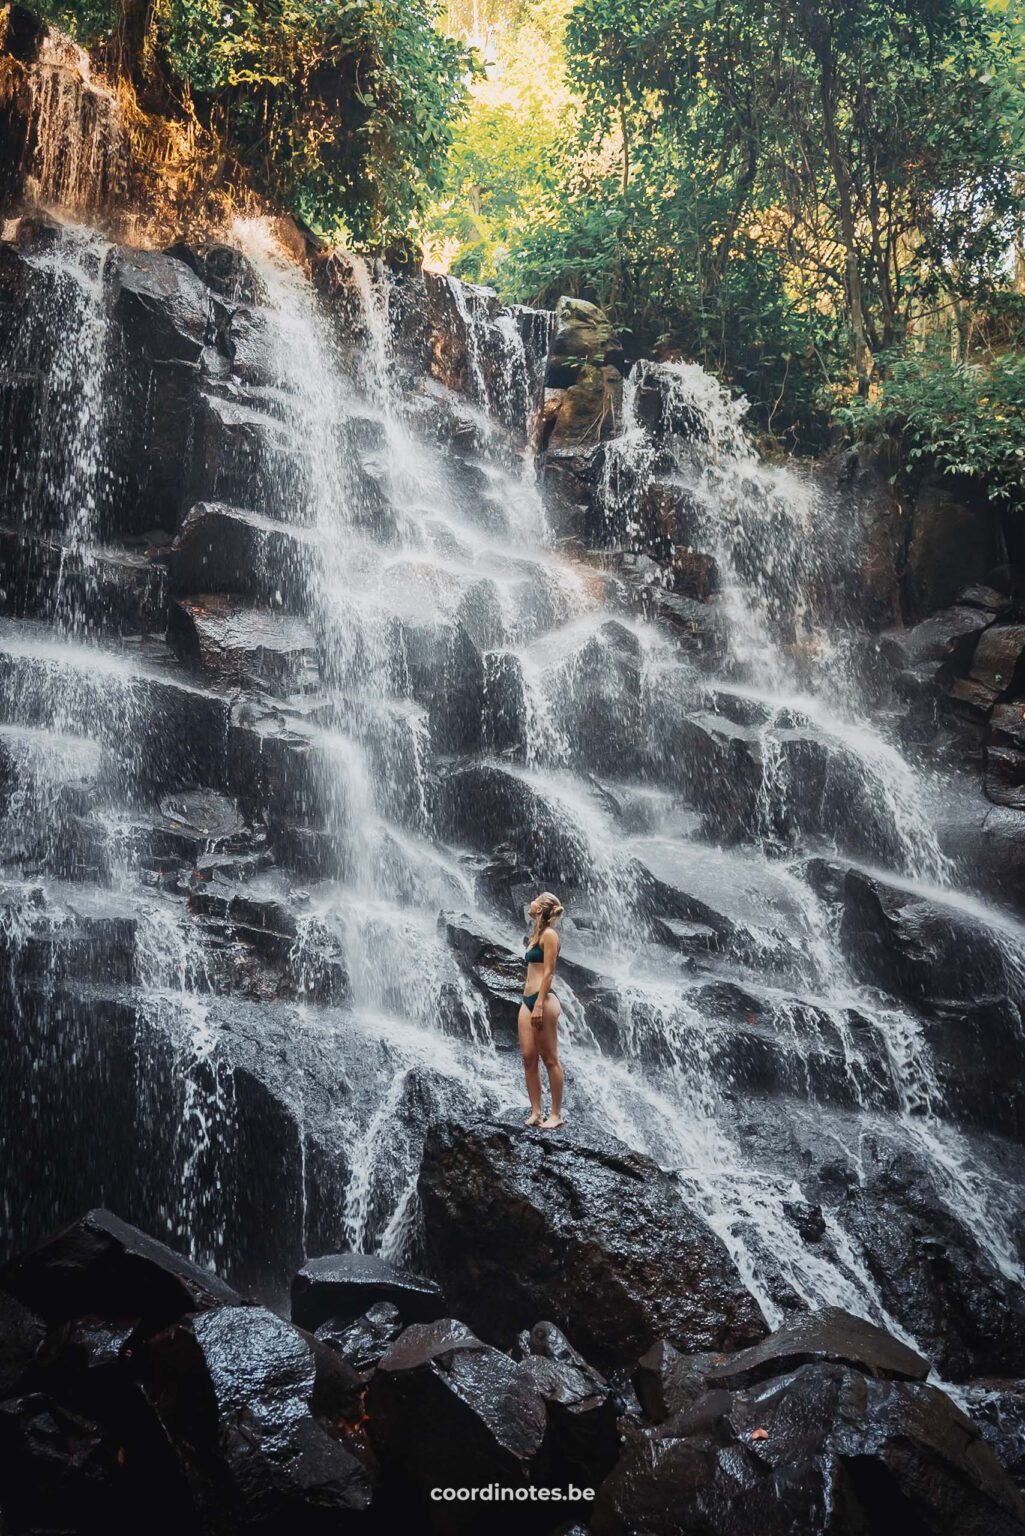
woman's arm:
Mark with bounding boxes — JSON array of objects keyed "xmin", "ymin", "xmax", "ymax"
[{"xmin": 531, "ymin": 929, "xmax": 560, "ymax": 1025}]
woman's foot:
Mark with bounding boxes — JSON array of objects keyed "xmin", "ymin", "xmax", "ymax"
[
  {"xmin": 524, "ymin": 1111, "xmax": 542, "ymax": 1127},
  {"xmin": 540, "ymin": 1114, "xmax": 564, "ymax": 1130}
]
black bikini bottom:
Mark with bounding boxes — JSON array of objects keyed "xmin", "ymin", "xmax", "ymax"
[{"xmin": 523, "ymin": 991, "xmax": 539, "ymax": 1010}]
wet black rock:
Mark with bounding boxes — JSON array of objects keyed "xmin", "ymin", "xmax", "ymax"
[
  {"xmin": 170, "ymin": 501, "xmax": 315, "ymax": 607},
  {"xmin": 633, "ymin": 1340, "xmax": 719, "ymax": 1424},
  {"xmin": 838, "ymin": 868, "xmax": 1010, "ymax": 1014},
  {"xmin": 418, "ymin": 1120, "xmax": 767, "ymax": 1369},
  {"xmin": 704, "ymin": 1305, "xmax": 929, "ymax": 1390},
  {"xmin": 141, "ymin": 1304, "xmax": 372, "ymax": 1529},
  {"xmin": 517, "ymin": 1321, "xmax": 619, "ymax": 1487},
  {"xmin": 291, "ymin": 1251, "xmax": 446, "ymax": 1333},
  {"xmin": 0, "ymin": 1391, "xmax": 152, "ymax": 1534},
  {"xmin": 948, "ymin": 624, "xmax": 1025, "ymax": 715},
  {"xmin": 438, "ymin": 763, "xmax": 595, "ymax": 887},
  {"xmin": 986, "ymin": 702, "xmax": 1025, "ymax": 809},
  {"xmin": 591, "ymin": 1358, "xmax": 1025, "ymax": 1536},
  {"xmin": 441, "ymin": 913, "xmax": 524, "ymax": 1045},
  {"xmin": 169, "ymin": 594, "xmax": 319, "ymax": 692},
  {"xmin": 964, "ymin": 1381, "xmax": 1025, "ymax": 1490},
  {"xmin": 112, "ymin": 248, "xmax": 216, "ymax": 368},
  {"xmin": 0, "ymin": 1208, "xmax": 239, "ymax": 1326},
  {"xmin": 0, "ymin": 1290, "xmax": 45, "ymax": 1395},
  {"xmin": 367, "ymin": 1318, "xmax": 549, "ymax": 1516},
  {"xmin": 315, "ymin": 1300, "xmax": 403, "ymax": 1377},
  {"xmin": 556, "ymin": 620, "xmax": 643, "ymax": 774},
  {"xmin": 735, "ymin": 1104, "xmax": 1025, "ymax": 1381}
]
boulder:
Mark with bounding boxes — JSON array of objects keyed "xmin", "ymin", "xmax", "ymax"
[
  {"xmin": 879, "ymin": 605, "xmax": 991, "ymax": 674},
  {"xmin": 907, "ymin": 475, "xmax": 1001, "ymax": 617},
  {"xmin": 367, "ymin": 1318, "xmax": 549, "ymax": 1508},
  {"xmin": 169, "ymin": 595, "xmax": 318, "ymax": 692},
  {"xmin": 0, "ymin": 1208, "xmax": 239, "ymax": 1326},
  {"xmin": 948, "ymin": 625, "xmax": 1025, "ymax": 715},
  {"xmin": 418, "ymin": 1121, "xmax": 767, "ymax": 1369},
  {"xmin": 735, "ymin": 1104, "xmax": 1025, "ymax": 1381},
  {"xmin": 0, "ymin": 1289, "xmax": 45, "ymax": 1395},
  {"xmin": 315, "ymin": 1301, "xmax": 403, "ymax": 1377},
  {"xmin": 838, "ymin": 869, "xmax": 1011, "ymax": 1015},
  {"xmin": 169, "ymin": 501, "xmax": 316, "ymax": 607},
  {"xmin": 591, "ymin": 1360, "xmax": 1025, "ymax": 1536},
  {"xmin": 291, "ymin": 1251, "xmax": 445, "ymax": 1333},
  {"xmin": 557, "ymin": 620, "xmax": 643, "ymax": 773},
  {"xmin": 398, "ymin": 616, "xmax": 485, "ymax": 754},
  {"xmin": 545, "ymin": 365, "xmax": 624, "ymax": 450},
  {"xmin": 518, "ymin": 1321, "xmax": 619, "ymax": 1487},
  {"xmin": 985, "ymin": 702, "xmax": 1025, "ymax": 809},
  {"xmin": 141, "ymin": 1304, "xmax": 372, "ymax": 1528},
  {"xmin": 547, "ymin": 296, "xmax": 617, "ymax": 387},
  {"xmin": 633, "ymin": 1341, "xmax": 721, "ymax": 1424},
  {"xmin": 704, "ymin": 1306, "xmax": 929, "ymax": 1390},
  {"xmin": 441, "ymin": 914, "xmax": 524, "ymax": 1046},
  {"xmin": 112, "ymin": 248, "xmax": 215, "ymax": 368},
  {"xmin": 437, "ymin": 762, "xmax": 595, "ymax": 888}
]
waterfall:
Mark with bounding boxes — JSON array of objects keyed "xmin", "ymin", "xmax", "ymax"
[
  {"xmin": 0, "ymin": 200, "xmax": 1023, "ymax": 1393},
  {"xmin": 209, "ymin": 224, "xmax": 1025, "ymax": 1337},
  {"xmin": 18, "ymin": 30, "xmax": 122, "ymax": 215}
]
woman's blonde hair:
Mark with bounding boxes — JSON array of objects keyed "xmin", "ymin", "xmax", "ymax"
[{"xmin": 528, "ymin": 891, "xmax": 565, "ymax": 948}]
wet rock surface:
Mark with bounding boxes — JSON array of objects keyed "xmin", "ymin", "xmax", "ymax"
[
  {"xmin": 2, "ymin": 47, "xmax": 1025, "ymax": 1528},
  {"xmin": 418, "ymin": 1120, "xmax": 768, "ymax": 1369},
  {"xmin": 2, "ymin": 1212, "xmax": 1023, "ymax": 1535},
  {"xmin": 0, "ymin": 1214, "xmax": 375, "ymax": 1534},
  {"xmin": 592, "ymin": 1359, "xmax": 1025, "ymax": 1536},
  {"xmin": 291, "ymin": 1252, "xmax": 446, "ymax": 1333}
]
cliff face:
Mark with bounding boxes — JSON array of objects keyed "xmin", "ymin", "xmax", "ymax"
[{"xmin": 1, "ymin": 14, "xmax": 1025, "ymax": 1528}]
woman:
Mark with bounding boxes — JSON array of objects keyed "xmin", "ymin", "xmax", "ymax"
[{"xmin": 519, "ymin": 891, "xmax": 565, "ymax": 1130}]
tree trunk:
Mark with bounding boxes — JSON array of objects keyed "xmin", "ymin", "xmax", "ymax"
[
  {"xmin": 113, "ymin": 0, "xmax": 167, "ymax": 105},
  {"xmin": 619, "ymin": 98, "xmax": 630, "ymax": 199},
  {"xmin": 702, "ymin": 134, "xmax": 758, "ymax": 300},
  {"xmin": 804, "ymin": 11, "xmax": 870, "ymax": 393}
]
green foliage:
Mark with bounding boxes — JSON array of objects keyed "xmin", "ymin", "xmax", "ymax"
[
  {"xmin": 430, "ymin": 0, "xmax": 1025, "ymax": 444},
  {"xmin": 32, "ymin": 0, "xmax": 469, "ymax": 244},
  {"xmin": 503, "ymin": 147, "xmax": 837, "ymax": 444},
  {"xmin": 29, "ymin": 0, "xmax": 117, "ymax": 35},
  {"xmin": 840, "ymin": 341, "xmax": 1025, "ymax": 505}
]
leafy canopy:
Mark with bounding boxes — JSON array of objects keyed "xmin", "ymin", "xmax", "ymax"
[{"xmin": 34, "ymin": 0, "xmax": 470, "ymax": 243}]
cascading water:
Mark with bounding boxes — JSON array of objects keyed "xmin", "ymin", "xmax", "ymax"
[
  {"xmin": 2, "ymin": 185, "xmax": 1024, "ymax": 1403},
  {"xmin": 208, "ymin": 224, "xmax": 1025, "ymax": 1352},
  {"xmin": 16, "ymin": 30, "xmax": 121, "ymax": 216}
]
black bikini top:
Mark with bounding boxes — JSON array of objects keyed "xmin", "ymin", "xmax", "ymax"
[{"xmin": 523, "ymin": 941, "xmax": 544, "ymax": 964}]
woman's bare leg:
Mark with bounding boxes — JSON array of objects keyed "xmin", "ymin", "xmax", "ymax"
[
  {"xmin": 537, "ymin": 998, "xmax": 564, "ymax": 1127},
  {"xmin": 518, "ymin": 1004, "xmax": 543, "ymax": 1124}
]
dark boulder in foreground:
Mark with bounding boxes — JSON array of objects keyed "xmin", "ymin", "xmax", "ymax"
[
  {"xmin": 141, "ymin": 1304, "xmax": 373, "ymax": 1529},
  {"xmin": 0, "ymin": 1212, "xmax": 377, "ymax": 1534},
  {"xmin": 418, "ymin": 1120, "xmax": 767, "ymax": 1369},
  {"xmin": 2, "ymin": 1214, "xmax": 1025, "ymax": 1534},
  {"xmin": 367, "ymin": 1318, "xmax": 549, "ymax": 1523},
  {"xmin": 593, "ymin": 1356, "xmax": 1025, "ymax": 1536},
  {"xmin": 291, "ymin": 1251, "xmax": 446, "ymax": 1332},
  {"xmin": 0, "ymin": 1208, "xmax": 240, "ymax": 1326},
  {"xmin": 704, "ymin": 1304, "xmax": 929, "ymax": 1389},
  {"xmin": 517, "ymin": 1321, "xmax": 620, "ymax": 1488}
]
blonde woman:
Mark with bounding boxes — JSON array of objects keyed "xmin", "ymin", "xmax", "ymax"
[{"xmin": 519, "ymin": 891, "xmax": 565, "ymax": 1129}]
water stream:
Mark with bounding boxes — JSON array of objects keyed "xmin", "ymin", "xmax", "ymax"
[{"xmin": 1, "ymin": 209, "xmax": 1023, "ymax": 1389}]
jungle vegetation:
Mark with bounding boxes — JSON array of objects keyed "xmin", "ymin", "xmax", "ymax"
[{"xmin": 42, "ymin": 0, "xmax": 1025, "ymax": 480}]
